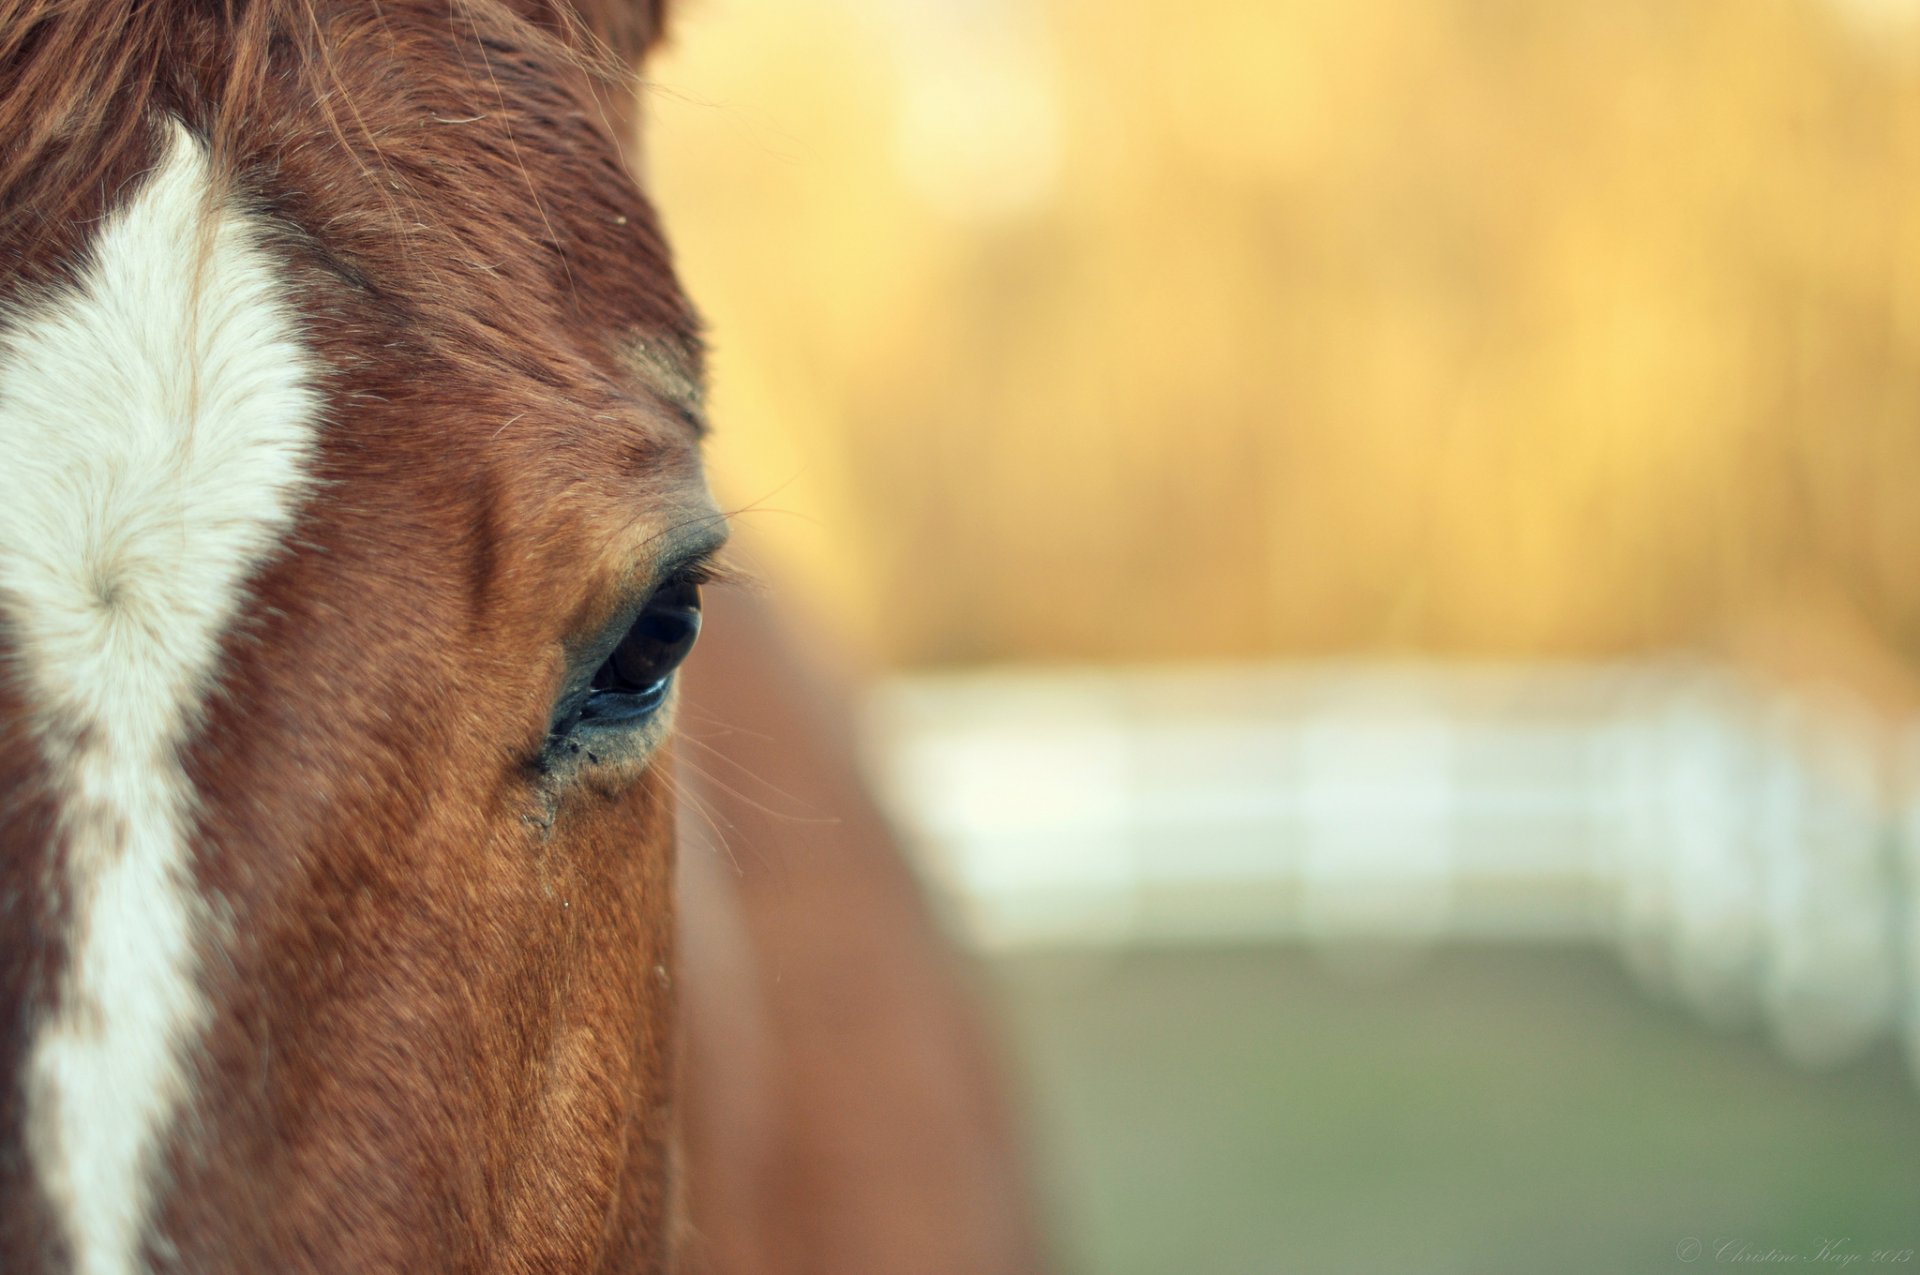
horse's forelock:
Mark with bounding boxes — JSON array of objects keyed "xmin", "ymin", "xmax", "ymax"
[
  {"xmin": 0, "ymin": 0, "xmax": 702, "ymax": 388},
  {"xmin": 0, "ymin": 0, "xmax": 667, "ymax": 257}
]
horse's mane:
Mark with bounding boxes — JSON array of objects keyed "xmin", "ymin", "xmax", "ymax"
[{"xmin": 0, "ymin": 0, "xmax": 667, "ymax": 242}]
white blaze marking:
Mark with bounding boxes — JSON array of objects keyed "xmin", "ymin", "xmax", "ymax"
[{"xmin": 0, "ymin": 121, "xmax": 319, "ymax": 1274}]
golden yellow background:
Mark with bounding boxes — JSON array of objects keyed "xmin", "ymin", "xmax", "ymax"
[
  {"xmin": 648, "ymin": 0, "xmax": 1920, "ymax": 670},
  {"xmin": 647, "ymin": 12, "xmax": 1920, "ymax": 1270}
]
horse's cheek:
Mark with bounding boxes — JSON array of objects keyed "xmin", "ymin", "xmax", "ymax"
[{"xmin": 476, "ymin": 760, "xmax": 680, "ymax": 1268}]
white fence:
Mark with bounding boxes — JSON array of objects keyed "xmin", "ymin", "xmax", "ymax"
[{"xmin": 866, "ymin": 660, "xmax": 1920, "ymax": 1077}]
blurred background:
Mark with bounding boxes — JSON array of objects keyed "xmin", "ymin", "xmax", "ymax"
[{"xmin": 648, "ymin": 2, "xmax": 1920, "ymax": 1271}]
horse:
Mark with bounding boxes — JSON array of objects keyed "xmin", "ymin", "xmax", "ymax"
[{"xmin": 0, "ymin": 2, "xmax": 1046, "ymax": 1271}]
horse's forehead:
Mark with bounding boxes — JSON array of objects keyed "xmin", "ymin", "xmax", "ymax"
[{"xmin": 268, "ymin": 84, "xmax": 707, "ymax": 489}]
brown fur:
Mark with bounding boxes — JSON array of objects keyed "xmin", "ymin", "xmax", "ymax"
[
  {"xmin": 677, "ymin": 589, "xmax": 1049, "ymax": 1275},
  {"xmin": 0, "ymin": 1, "xmax": 1046, "ymax": 1271}
]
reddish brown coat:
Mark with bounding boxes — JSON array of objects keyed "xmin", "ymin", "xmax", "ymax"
[{"xmin": 0, "ymin": 2, "xmax": 1045, "ymax": 1270}]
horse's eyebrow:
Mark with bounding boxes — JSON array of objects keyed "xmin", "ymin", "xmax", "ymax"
[
  {"xmin": 623, "ymin": 335, "xmax": 708, "ymax": 437},
  {"xmin": 654, "ymin": 511, "xmax": 731, "ymax": 572},
  {"xmin": 619, "ymin": 504, "xmax": 731, "ymax": 601}
]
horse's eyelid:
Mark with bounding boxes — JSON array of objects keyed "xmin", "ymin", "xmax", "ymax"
[
  {"xmin": 652, "ymin": 532, "xmax": 738, "ymax": 593},
  {"xmin": 664, "ymin": 554, "xmax": 741, "ymax": 591}
]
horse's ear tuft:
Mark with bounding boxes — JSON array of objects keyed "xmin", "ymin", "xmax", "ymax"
[{"xmin": 509, "ymin": 0, "xmax": 673, "ymax": 67}]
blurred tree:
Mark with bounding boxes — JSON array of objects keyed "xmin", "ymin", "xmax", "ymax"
[{"xmin": 647, "ymin": 0, "xmax": 1920, "ymax": 670}]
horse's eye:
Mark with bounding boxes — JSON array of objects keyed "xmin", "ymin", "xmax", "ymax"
[{"xmin": 579, "ymin": 578, "xmax": 702, "ymax": 725}]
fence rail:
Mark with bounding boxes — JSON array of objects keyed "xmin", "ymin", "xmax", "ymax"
[{"xmin": 866, "ymin": 660, "xmax": 1920, "ymax": 1080}]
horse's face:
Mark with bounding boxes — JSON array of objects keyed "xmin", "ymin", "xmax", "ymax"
[{"xmin": 0, "ymin": 3, "xmax": 711, "ymax": 1270}]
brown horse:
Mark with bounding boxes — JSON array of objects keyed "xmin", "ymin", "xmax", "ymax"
[{"xmin": 0, "ymin": 2, "xmax": 1043, "ymax": 1271}]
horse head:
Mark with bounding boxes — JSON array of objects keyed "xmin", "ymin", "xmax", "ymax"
[{"xmin": 0, "ymin": 2, "xmax": 718, "ymax": 1269}]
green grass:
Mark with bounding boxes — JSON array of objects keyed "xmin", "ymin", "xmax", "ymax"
[{"xmin": 989, "ymin": 945, "xmax": 1920, "ymax": 1275}]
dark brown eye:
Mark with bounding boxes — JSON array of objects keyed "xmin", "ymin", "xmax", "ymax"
[{"xmin": 580, "ymin": 578, "xmax": 702, "ymax": 724}]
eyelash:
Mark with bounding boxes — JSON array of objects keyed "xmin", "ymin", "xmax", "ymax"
[
  {"xmin": 665, "ymin": 561, "xmax": 717, "ymax": 590},
  {"xmin": 667, "ymin": 556, "xmax": 746, "ymax": 592}
]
